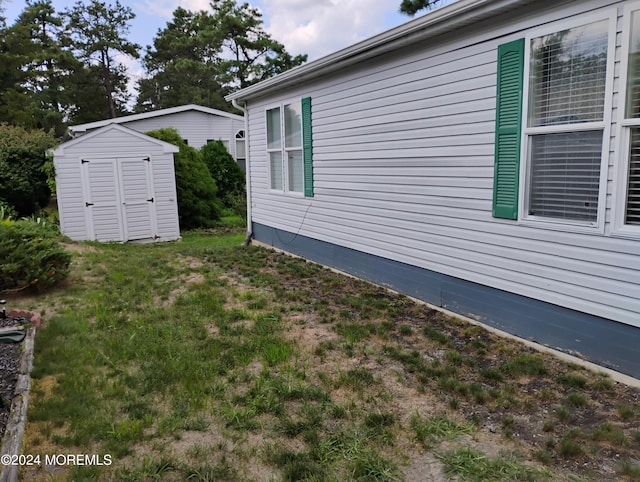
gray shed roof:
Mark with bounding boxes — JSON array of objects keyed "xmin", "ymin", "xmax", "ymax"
[{"xmin": 226, "ymin": 0, "xmax": 534, "ymax": 102}]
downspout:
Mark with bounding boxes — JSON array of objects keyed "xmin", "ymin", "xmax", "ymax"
[{"xmin": 232, "ymin": 98, "xmax": 253, "ymax": 246}]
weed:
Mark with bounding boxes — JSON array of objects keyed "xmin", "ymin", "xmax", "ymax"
[
  {"xmin": 533, "ymin": 449, "xmax": 554, "ymax": 465},
  {"xmin": 263, "ymin": 340, "xmax": 293, "ymax": 366},
  {"xmin": 594, "ymin": 374, "xmax": 614, "ymax": 392},
  {"xmin": 422, "ymin": 325, "xmax": 449, "ymax": 345},
  {"xmin": 555, "ymin": 406, "xmax": 571, "ymax": 422},
  {"xmin": 617, "ymin": 403, "xmax": 637, "ymax": 420},
  {"xmin": 337, "ymin": 368, "xmax": 377, "ymax": 390},
  {"xmin": 411, "ymin": 414, "xmax": 475, "ymax": 448},
  {"xmin": 565, "ymin": 392, "xmax": 588, "ymax": 408},
  {"xmin": 117, "ymin": 456, "xmax": 175, "ymax": 480},
  {"xmin": 591, "ymin": 422, "xmax": 627, "ymax": 446},
  {"xmin": 619, "ymin": 459, "xmax": 640, "ymax": 478},
  {"xmin": 438, "ymin": 448, "xmax": 551, "ymax": 481},
  {"xmin": 502, "ymin": 415, "xmax": 515, "ymax": 437},
  {"xmin": 556, "ymin": 373, "xmax": 587, "ymax": 388},
  {"xmin": 501, "ymin": 354, "xmax": 548, "ymax": 377},
  {"xmin": 336, "ymin": 322, "xmax": 372, "ymax": 343},
  {"xmin": 398, "ymin": 324, "xmax": 413, "ymax": 336},
  {"xmin": 558, "ymin": 435, "xmax": 584, "ymax": 458},
  {"xmin": 479, "ymin": 367, "xmax": 504, "ymax": 382},
  {"xmin": 350, "ymin": 449, "xmax": 398, "ymax": 481}
]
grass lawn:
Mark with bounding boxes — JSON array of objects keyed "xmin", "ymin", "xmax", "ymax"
[{"xmin": 13, "ymin": 227, "xmax": 640, "ymax": 481}]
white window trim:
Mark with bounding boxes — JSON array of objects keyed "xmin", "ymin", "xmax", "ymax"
[
  {"xmin": 235, "ymin": 130, "xmax": 246, "ymax": 159},
  {"xmin": 613, "ymin": 1, "xmax": 640, "ymax": 239},
  {"xmin": 265, "ymin": 100, "xmax": 304, "ymax": 197},
  {"xmin": 517, "ymin": 10, "xmax": 617, "ymax": 235}
]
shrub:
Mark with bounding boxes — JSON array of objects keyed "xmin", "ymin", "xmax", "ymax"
[
  {"xmin": 145, "ymin": 128, "xmax": 221, "ymax": 229},
  {"xmin": 199, "ymin": 140, "xmax": 246, "ymax": 208},
  {"xmin": 0, "ymin": 125, "xmax": 56, "ymax": 217},
  {"xmin": 0, "ymin": 219, "xmax": 71, "ymax": 292}
]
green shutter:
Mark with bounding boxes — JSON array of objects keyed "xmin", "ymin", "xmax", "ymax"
[
  {"xmin": 493, "ymin": 38, "xmax": 524, "ymax": 219},
  {"xmin": 302, "ymin": 96, "xmax": 314, "ymax": 197}
]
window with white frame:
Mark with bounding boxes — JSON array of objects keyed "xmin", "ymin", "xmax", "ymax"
[
  {"xmin": 523, "ymin": 19, "xmax": 610, "ymax": 225},
  {"xmin": 622, "ymin": 9, "xmax": 640, "ymax": 228},
  {"xmin": 235, "ymin": 130, "xmax": 246, "ymax": 171},
  {"xmin": 266, "ymin": 102, "xmax": 304, "ymax": 193}
]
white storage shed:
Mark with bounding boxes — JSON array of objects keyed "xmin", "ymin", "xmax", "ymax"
[{"xmin": 52, "ymin": 124, "xmax": 181, "ymax": 243}]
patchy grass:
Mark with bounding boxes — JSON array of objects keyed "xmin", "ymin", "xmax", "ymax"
[{"xmin": 15, "ymin": 227, "xmax": 640, "ymax": 481}]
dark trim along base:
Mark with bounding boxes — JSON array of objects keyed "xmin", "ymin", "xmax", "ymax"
[{"xmin": 253, "ymin": 223, "xmax": 640, "ymax": 379}]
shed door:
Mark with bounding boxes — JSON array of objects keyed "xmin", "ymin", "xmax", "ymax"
[
  {"xmin": 83, "ymin": 158, "xmax": 123, "ymax": 242},
  {"xmin": 118, "ymin": 157, "xmax": 156, "ymax": 241},
  {"xmin": 82, "ymin": 157, "xmax": 157, "ymax": 242}
]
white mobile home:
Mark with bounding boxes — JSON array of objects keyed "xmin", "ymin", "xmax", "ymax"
[
  {"xmin": 68, "ymin": 104, "xmax": 247, "ymax": 168},
  {"xmin": 227, "ymin": 0, "xmax": 640, "ymax": 377},
  {"xmin": 52, "ymin": 124, "xmax": 181, "ymax": 243}
]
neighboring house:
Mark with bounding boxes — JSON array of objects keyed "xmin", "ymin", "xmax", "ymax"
[
  {"xmin": 52, "ymin": 124, "xmax": 181, "ymax": 243},
  {"xmin": 227, "ymin": 0, "xmax": 640, "ymax": 377},
  {"xmin": 68, "ymin": 104, "xmax": 247, "ymax": 169}
]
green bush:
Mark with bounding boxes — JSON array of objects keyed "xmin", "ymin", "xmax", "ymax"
[
  {"xmin": 145, "ymin": 128, "xmax": 221, "ymax": 229},
  {"xmin": 0, "ymin": 219, "xmax": 71, "ymax": 292},
  {"xmin": 200, "ymin": 140, "xmax": 246, "ymax": 209},
  {"xmin": 0, "ymin": 125, "xmax": 56, "ymax": 217}
]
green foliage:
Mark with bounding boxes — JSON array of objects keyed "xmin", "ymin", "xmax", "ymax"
[
  {"xmin": 0, "ymin": 124, "xmax": 55, "ymax": 217},
  {"xmin": 0, "ymin": 200, "xmax": 18, "ymax": 221},
  {"xmin": 64, "ymin": 0, "xmax": 140, "ymax": 119},
  {"xmin": 145, "ymin": 128, "xmax": 221, "ymax": 229},
  {"xmin": 399, "ymin": 0, "xmax": 445, "ymax": 16},
  {"xmin": 200, "ymin": 140, "xmax": 246, "ymax": 209},
  {"xmin": 0, "ymin": 219, "xmax": 71, "ymax": 292},
  {"xmin": 136, "ymin": 1, "xmax": 306, "ymax": 112}
]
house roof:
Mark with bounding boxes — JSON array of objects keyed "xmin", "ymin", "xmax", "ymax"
[
  {"xmin": 52, "ymin": 124, "xmax": 180, "ymax": 156},
  {"xmin": 68, "ymin": 104, "xmax": 244, "ymax": 135},
  {"xmin": 226, "ymin": 0, "xmax": 535, "ymax": 103}
]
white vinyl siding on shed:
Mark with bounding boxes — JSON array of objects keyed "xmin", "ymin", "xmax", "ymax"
[
  {"xmin": 53, "ymin": 125, "xmax": 180, "ymax": 243},
  {"xmin": 244, "ymin": 0, "xmax": 640, "ymax": 328}
]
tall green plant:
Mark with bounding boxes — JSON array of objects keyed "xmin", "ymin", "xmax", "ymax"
[
  {"xmin": 145, "ymin": 128, "xmax": 221, "ymax": 229},
  {"xmin": 0, "ymin": 219, "xmax": 70, "ymax": 292},
  {"xmin": 0, "ymin": 124, "xmax": 55, "ymax": 217},
  {"xmin": 200, "ymin": 140, "xmax": 245, "ymax": 209}
]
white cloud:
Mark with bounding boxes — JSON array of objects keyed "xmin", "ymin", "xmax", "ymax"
[
  {"xmin": 134, "ymin": 0, "xmax": 211, "ymax": 19},
  {"xmin": 258, "ymin": 0, "xmax": 406, "ymax": 61},
  {"xmin": 132, "ymin": 0, "xmax": 413, "ymax": 62}
]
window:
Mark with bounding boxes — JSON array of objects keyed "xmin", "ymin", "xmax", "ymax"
[
  {"xmin": 236, "ymin": 130, "xmax": 246, "ymax": 172},
  {"xmin": 620, "ymin": 8, "xmax": 640, "ymax": 231},
  {"xmin": 266, "ymin": 98, "xmax": 313, "ymax": 196},
  {"xmin": 493, "ymin": 16, "xmax": 613, "ymax": 228},
  {"xmin": 524, "ymin": 19, "xmax": 609, "ymax": 224}
]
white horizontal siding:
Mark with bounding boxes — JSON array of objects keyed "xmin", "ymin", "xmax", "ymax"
[
  {"xmin": 245, "ymin": 0, "xmax": 640, "ymax": 327},
  {"xmin": 119, "ymin": 111, "xmax": 245, "ymax": 155}
]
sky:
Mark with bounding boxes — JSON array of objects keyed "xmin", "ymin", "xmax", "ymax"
[{"xmin": 2, "ymin": 0, "xmax": 430, "ymax": 92}]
